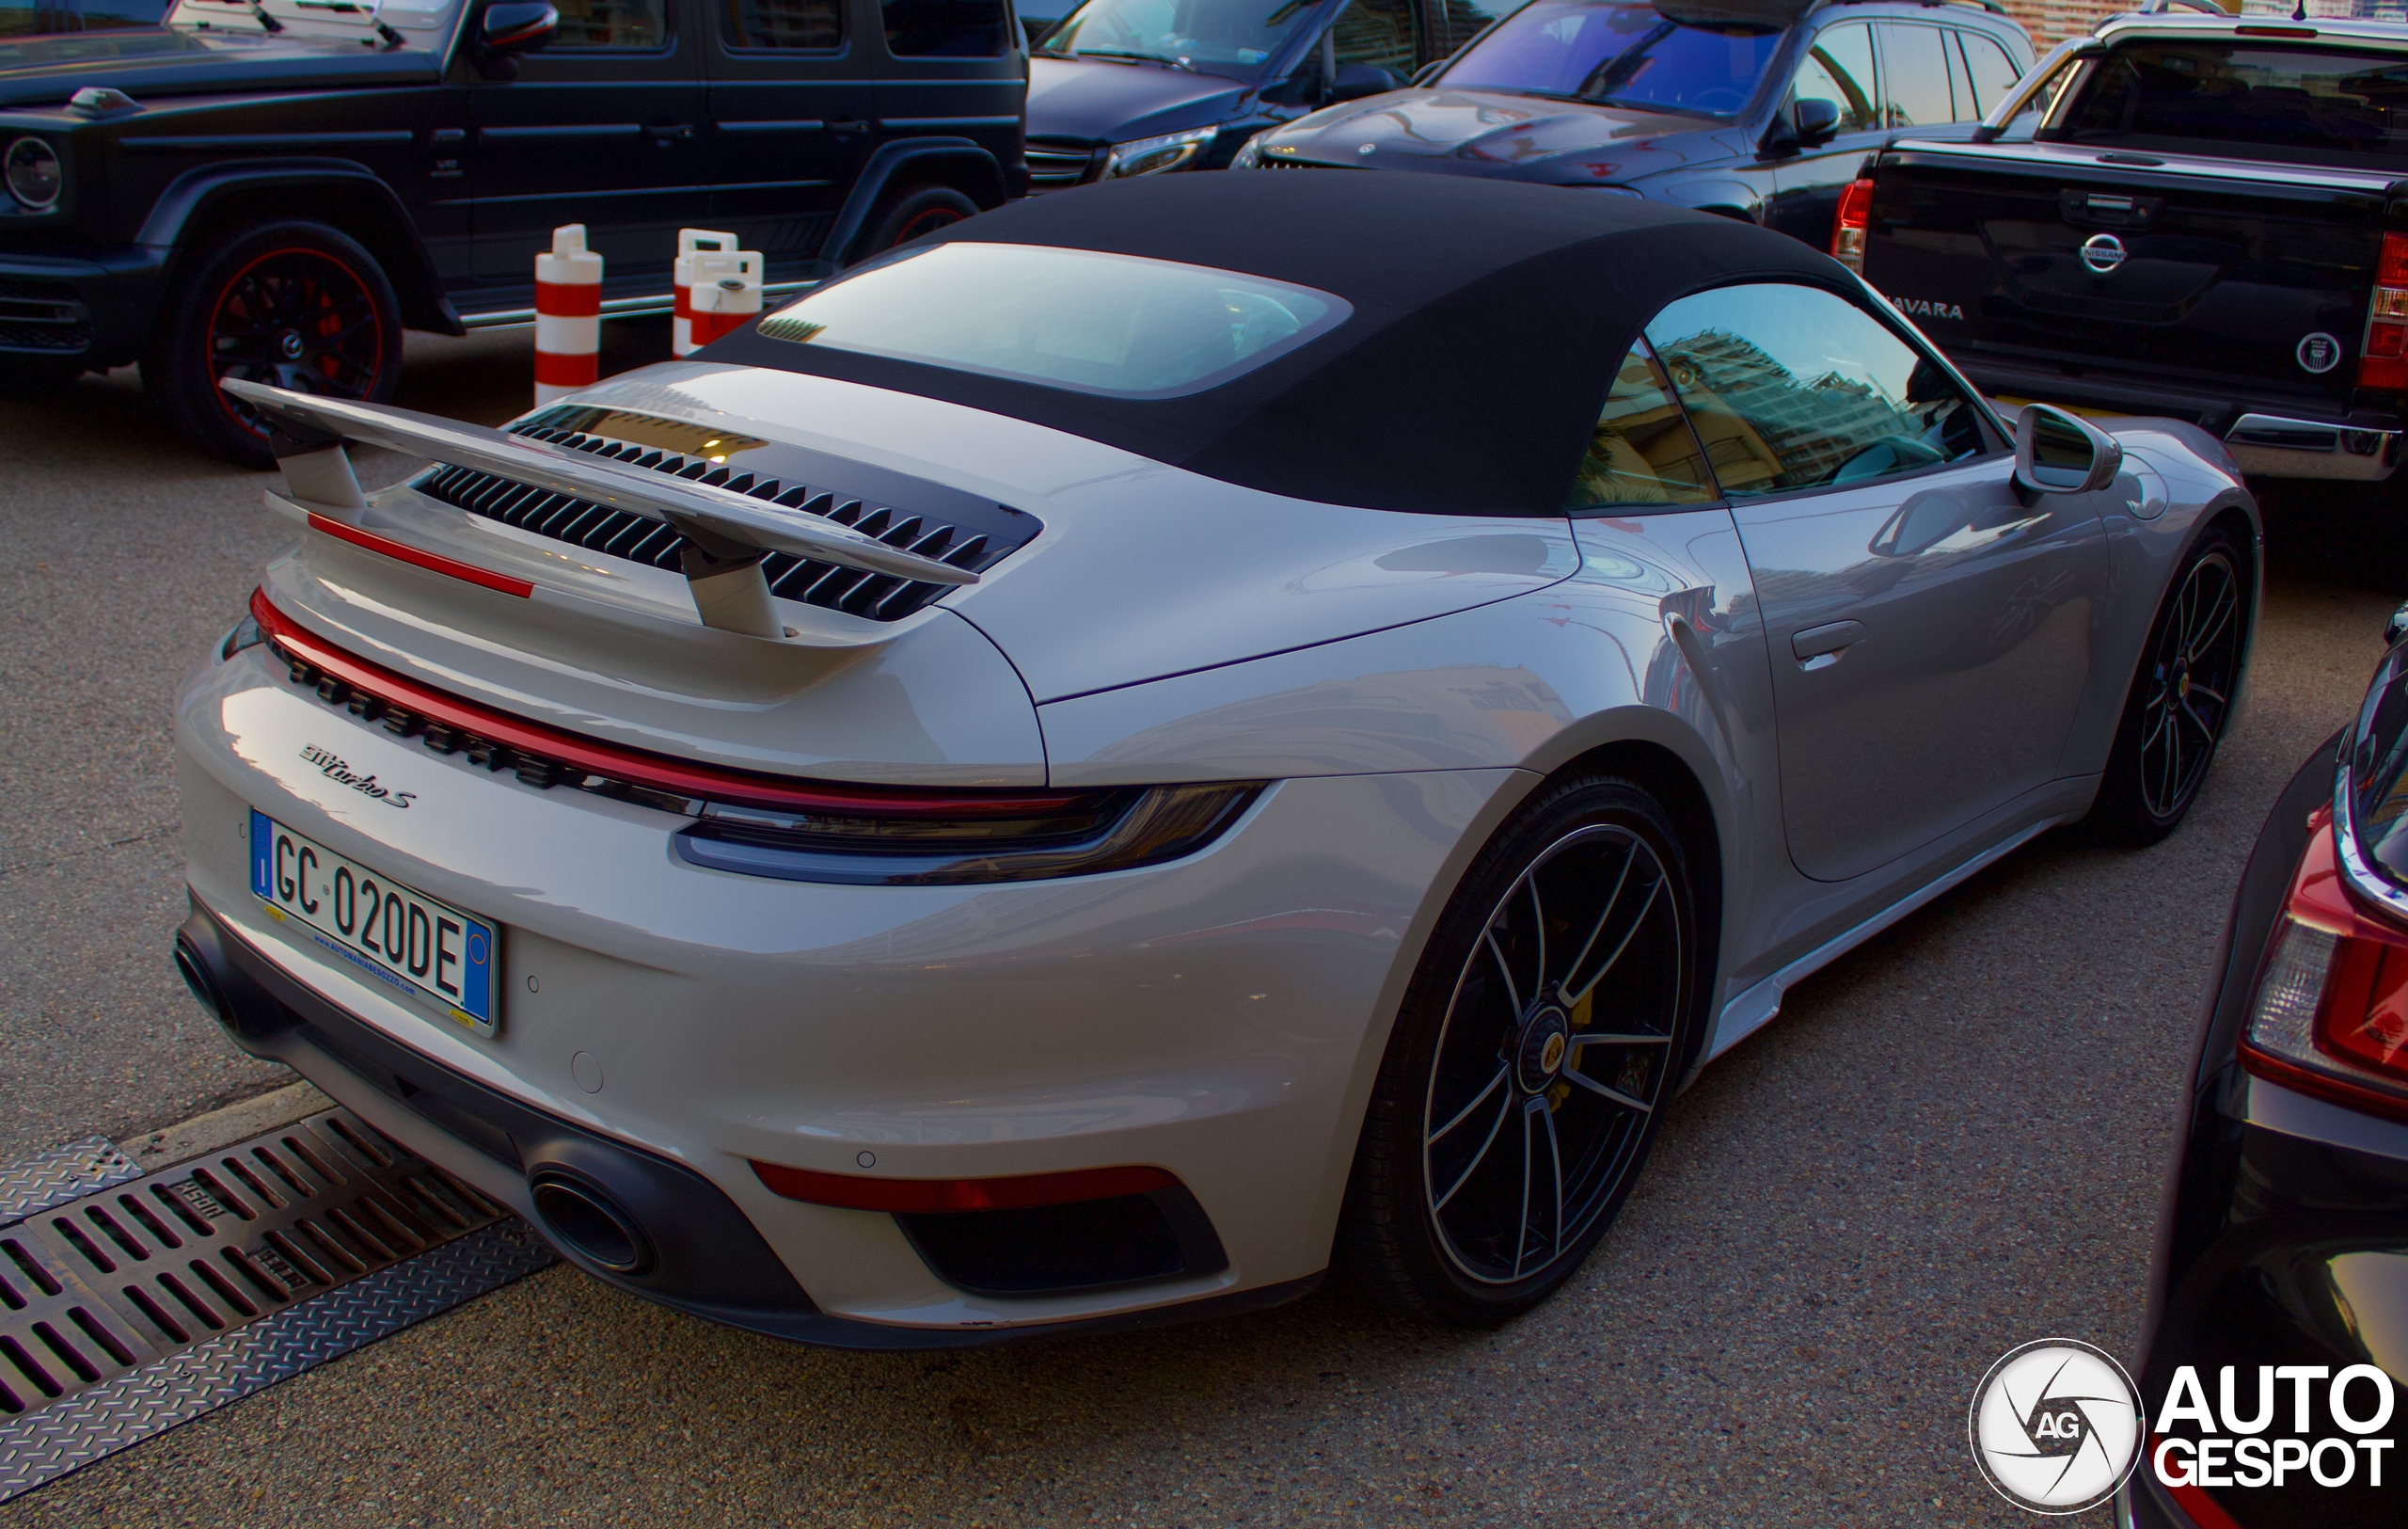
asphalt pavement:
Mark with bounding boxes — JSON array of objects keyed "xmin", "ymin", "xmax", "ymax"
[{"xmin": 1, "ymin": 330, "xmax": 2400, "ymax": 1527}]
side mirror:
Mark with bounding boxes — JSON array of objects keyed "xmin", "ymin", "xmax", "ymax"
[
  {"xmin": 2014, "ymin": 403, "xmax": 2123, "ymax": 496},
  {"xmin": 1793, "ymin": 97, "xmax": 1841, "ymax": 149},
  {"xmin": 1327, "ymin": 62, "xmax": 1403, "ymax": 104},
  {"xmin": 476, "ymin": 0, "xmax": 557, "ymax": 78}
]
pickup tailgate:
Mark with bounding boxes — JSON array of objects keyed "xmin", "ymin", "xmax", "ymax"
[{"xmin": 1863, "ymin": 137, "xmax": 2397, "ymax": 417}]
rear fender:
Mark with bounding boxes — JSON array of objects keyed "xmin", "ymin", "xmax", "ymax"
[
  {"xmin": 138, "ymin": 161, "xmax": 463, "ymax": 337},
  {"xmin": 809, "ymin": 138, "xmax": 1007, "ymax": 277}
]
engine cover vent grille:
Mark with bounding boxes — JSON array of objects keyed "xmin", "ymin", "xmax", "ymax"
[{"xmin": 410, "ymin": 412, "xmax": 1039, "ymax": 623}]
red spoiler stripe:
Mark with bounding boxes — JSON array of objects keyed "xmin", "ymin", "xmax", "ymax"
[
  {"xmin": 248, "ymin": 587, "xmax": 1085, "ymax": 820},
  {"xmin": 308, "ymin": 513, "xmax": 535, "ymax": 599}
]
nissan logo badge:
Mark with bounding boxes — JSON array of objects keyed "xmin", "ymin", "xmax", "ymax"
[{"xmin": 2079, "ymin": 233, "xmax": 2127, "ymax": 274}]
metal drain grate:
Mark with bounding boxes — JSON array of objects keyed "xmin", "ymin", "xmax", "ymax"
[
  {"xmin": 0, "ymin": 1139, "xmax": 140, "ymax": 1229},
  {"xmin": 0, "ymin": 1107, "xmax": 556, "ymax": 1501}
]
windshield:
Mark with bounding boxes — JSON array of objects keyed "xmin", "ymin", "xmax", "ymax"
[
  {"xmin": 1439, "ymin": 0, "xmax": 1786, "ymax": 119},
  {"xmin": 2056, "ymin": 41, "xmax": 2408, "ymax": 165},
  {"xmin": 756, "ymin": 242, "xmax": 1351, "ymax": 399},
  {"xmin": 1038, "ymin": 0, "xmax": 1321, "ymax": 76}
]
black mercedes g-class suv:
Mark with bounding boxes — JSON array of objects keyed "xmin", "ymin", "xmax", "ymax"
[{"xmin": 0, "ymin": 0, "xmax": 1025, "ymax": 465}]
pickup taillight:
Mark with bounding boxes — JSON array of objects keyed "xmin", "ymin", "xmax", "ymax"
[
  {"xmin": 1831, "ymin": 178, "xmax": 1875, "ymax": 275},
  {"xmin": 2359, "ymin": 231, "xmax": 2408, "ymax": 390}
]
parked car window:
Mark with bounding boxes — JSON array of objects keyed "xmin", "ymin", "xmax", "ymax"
[
  {"xmin": 553, "ymin": 0, "xmax": 669, "ymax": 48},
  {"xmin": 723, "ymin": 0, "xmax": 843, "ymax": 49},
  {"xmin": 1040, "ymin": 0, "xmax": 1320, "ymax": 73},
  {"xmin": 1566, "ymin": 342, "xmax": 1717, "ymax": 509},
  {"xmin": 1877, "ymin": 22, "xmax": 1957, "ymax": 128},
  {"xmin": 757, "ymin": 243, "xmax": 1352, "ymax": 398},
  {"xmin": 883, "ymin": 0, "xmax": 1009, "ymax": 56},
  {"xmin": 1958, "ymin": 30, "xmax": 2020, "ymax": 115},
  {"xmin": 1439, "ymin": 0, "xmax": 1787, "ymax": 120},
  {"xmin": 1429, "ymin": 0, "xmax": 1536, "ymax": 57},
  {"xmin": 1642, "ymin": 282, "xmax": 1986, "ymax": 498},
  {"xmin": 2059, "ymin": 42, "xmax": 2408, "ymax": 161},
  {"xmin": 1788, "ymin": 21, "xmax": 1875, "ymax": 133},
  {"xmin": 1331, "ymin": 0, "xmax": 1418, "ymax": 75}
]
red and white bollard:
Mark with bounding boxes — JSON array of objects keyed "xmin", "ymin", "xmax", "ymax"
[
  {"xmin": 533, "ymin": 223, "xmax": 602, "ymax": 406},
  {"xmin": 673, "ymin": 229, "xmax": 738, "ymax": 358},
  {"xmin": 686, "ymin": 249, "xmax": 764, "ymax": 350}
]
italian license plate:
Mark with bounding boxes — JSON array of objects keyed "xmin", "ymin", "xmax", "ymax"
[{"xmin": 249, "ymin": 809, "xmax": 499, "ymax": 1036}]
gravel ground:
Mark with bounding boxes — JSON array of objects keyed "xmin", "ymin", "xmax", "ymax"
[{"xmin": 0, "ymin": 339, "xmax": 2399, "ymax": 1526}]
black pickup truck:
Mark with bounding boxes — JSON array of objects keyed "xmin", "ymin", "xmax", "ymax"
[
  {"xmin": 0, "ymin": 0, "xmax": 1024, "ymax": 466},
  {"xmin": 1854, "ymin": 10, "xmax": 2408, "ymax": 486}
]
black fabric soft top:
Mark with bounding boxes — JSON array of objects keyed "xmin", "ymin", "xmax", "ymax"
[{"xmin": 702, "ymin": 172, "xmax": 1850, "ymax": 516}]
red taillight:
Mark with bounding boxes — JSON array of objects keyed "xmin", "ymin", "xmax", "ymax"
[
  {"xmin": 750, "ymin": 1160, "xmax": 1179, "ymax": 1214},
  {"xmin": 1831, "ymin": 177, "xmax": 1876, "ymax": 275},
  {"xmin": 2237, "ymin": 814, "xmax": 2408, "ymax": 1123},
  {"xmin": 2358, "ymin": 231, "xmax": 2408, "ymax": 390}
]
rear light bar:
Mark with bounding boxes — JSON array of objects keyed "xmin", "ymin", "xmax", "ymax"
[
  {"xmin": 246, "ymin": 588, "xmax": 1262, "ymax": 884},
  {"xmin": 750, "ymin": 1160, "xmax": 1178, "ymax": 1214},
  {"xmin": 1831, "ymin": 177, "xmax": 1875, "ymax": 276},
  {"xmin": 2359, "ymin": 231, "xmax": 2408, "ymax": 391},
  {"xmin": 2237, "ymin": 811, "xmax": 2408, "ymax": 1124}
]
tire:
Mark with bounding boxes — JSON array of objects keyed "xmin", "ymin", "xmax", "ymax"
[
  {"xmin": 1339, "ymin": 772, "xmax": 1703, "ymax": 1326},
  {"xmin": 146, "ymin": 219, "xmax": 403, "ymax": 470},
  {"xmin": 848, "ymin": 184, "xmax": 980, "ymax": 265},
  {"xmin": 2083, "ymin": 523, "xmax": 2251, "ymax": 847}
]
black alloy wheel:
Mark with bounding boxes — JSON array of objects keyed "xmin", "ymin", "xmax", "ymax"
[
  {"xmin": 850, "ymin": 184, "xmax": 981, "ymax": 265},
  {"xmin": 1340, "ymin": 774, "xmax": 1699, "ymax": 1325},
  {"xmin": 148, "ymin": 220, "xmax": 402, "ymax": 470},
  {"xmin": 2087, "ymin": 524, "xmax": 2250, "ymax": 846}
]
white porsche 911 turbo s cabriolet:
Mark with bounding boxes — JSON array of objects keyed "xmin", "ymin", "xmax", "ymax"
[{"xmin": 173, "ymin": 172, "xmax": 2256, "ymax": 1346}]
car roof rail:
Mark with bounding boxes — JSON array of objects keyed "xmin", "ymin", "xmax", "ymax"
[{"xmin": 1812, "ymin": 0, "xmax": 2013, "ymax": 18}]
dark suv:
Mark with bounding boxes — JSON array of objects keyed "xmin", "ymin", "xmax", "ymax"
[
  {"xmin": 1232, "ymin": 0, "xmax": 2032, "ymax": 254},
  {"xmin": 0, "ymin": 0, "xmax": 1024, "ymax": 465}
]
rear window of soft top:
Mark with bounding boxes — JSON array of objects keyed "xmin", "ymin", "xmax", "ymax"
[{"xmin": 755, "ymin": 243, "xmax": 1351, "ymax": 400}]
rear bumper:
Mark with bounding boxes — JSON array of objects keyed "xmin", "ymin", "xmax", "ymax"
[
  {"xmin": 179, "ymin": 893, "xmax": 1323, "ymax": 1348},
  {"xmin": 2131, "ymin": 733, "xmax": 2408, "ymax": 1527},
  {"xmin": 0, "ymin": 245, "xmax": 168, "ymax": 371},
  {"xmin": 1957, "ymin": 356, "xmax": 2400, "ymax": 482}
]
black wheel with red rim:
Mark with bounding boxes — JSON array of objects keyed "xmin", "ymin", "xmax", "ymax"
[
  {"xmin": 849, "ymin": 184, "xmax": 981, "ymax": 265},
  {"xmin": 148, "ymin": 220, "xmax": 402, "ymax": 470}
]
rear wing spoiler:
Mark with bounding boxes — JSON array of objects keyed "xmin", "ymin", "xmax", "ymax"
[{"xmin": 222, "ymin": 379, "xmax": 977, "ymax": 642}]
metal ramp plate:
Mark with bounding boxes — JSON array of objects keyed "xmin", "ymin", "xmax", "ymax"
[{"xmin": 0, "ymin": 1107, "xmax": 556, "ymax": 1501}]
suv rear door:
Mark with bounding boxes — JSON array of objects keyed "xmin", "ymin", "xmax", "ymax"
[
  {"xmin": 705, "ymin": 0, "xmax": 877, "ymax": 279},
  {"xmin": 870, "ymin": 0, "xmax": 1022, "ymax": 191},
  {"xmin": 1766, "ymin": 17, "xmax": 1880, "ymax": 249},
  {"xmin": 467, "ymin": 0, "xmax": 711, "ymax": 288}
]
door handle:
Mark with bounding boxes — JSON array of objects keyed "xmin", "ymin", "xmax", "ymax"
[
  {"xmin": 646, "ymin": 123, "xmax": 694, "ymax": 145},
  {"xmin": 1792, "ymin": 620, "xmax": 1866, "ymax": 670},
  {"xmin": 829, "ymin": 118, "xmax": 872, "ymax": 135}
]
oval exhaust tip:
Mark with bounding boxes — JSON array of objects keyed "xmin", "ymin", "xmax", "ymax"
[
  {"xmin": 529, "ymin": 1172, "xmax": 655, "ymax": 1276},
  {"xmin": 173, "ymin": 936, "xmax": 228, "ymax": 1024}
]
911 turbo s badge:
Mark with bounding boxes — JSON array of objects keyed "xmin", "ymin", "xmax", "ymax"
[
  {"xmin": 300, "ymin": 743, "xmax": 416, "ymax": 808},
  {"xmin": 1890, "ymin": 296, "xmax": 1966, "ymax": 321}
]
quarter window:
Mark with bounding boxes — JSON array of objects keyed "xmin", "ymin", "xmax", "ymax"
[
  {"xmin": 1959, "ymin": 32, "xmax": 2022, "ymax": 116},
  {"xmin": 1642, "ymin": 283, "xmax": 1987, "ymax": 498},
  {"xmin": 1788, "ymin": 21, "xmax": 1876, "ymax": 134},
  {"xmin": 1566, "ymin": 342, "xmax": 1717, "ymax": 509},
  {"xmin": 883, "ymin": 0, "xmax": 1010, "ymax": 56},
  {"xmin": 1877, "ymin": 22, "xmax": 1956, "ymax": 128},
  {"xmin": 723, "ymin": 0, "xmax": 844, "ymax": 49},
  {"xmin": 552, "ymin": 0, "xmax": 669, "ymax": 48}
]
